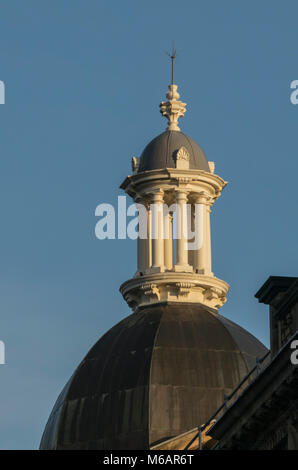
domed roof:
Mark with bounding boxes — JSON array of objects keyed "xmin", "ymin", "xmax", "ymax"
[
  {"xmin": 40, "ymin": 303, "xmax": 267, "ymax": 450},
  {"xmin": 138, "ymin": 130, "xmax": 210, "ymax": 173}
]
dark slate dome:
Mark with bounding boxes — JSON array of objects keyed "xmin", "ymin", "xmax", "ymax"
[
  {"xmin": 40, "ymin": 303, "xmax": 267, "ymax": 450},
  {"xmin": 138, "ymin": 130, "xmax": 210, "ymax": 173}
]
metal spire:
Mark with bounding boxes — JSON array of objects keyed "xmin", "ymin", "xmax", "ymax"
[
  {"xmin": 160, "ymin": 43, "xmax": 186, "ymax": 131},
  {"xmin": 167, "ymin": 41, "xmax": 177, "ymax": 85}
]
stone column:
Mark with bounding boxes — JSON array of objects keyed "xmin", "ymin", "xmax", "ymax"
[
  {"xmin": 164, "ymin": 211, "xmax": 173, "ymax": 270},
  {"xmin": 188, "ymin": 204, "xmax": 195, "ymax": 268},
  {"xmin": 174, "ymin": 190, "xmax": 192, "ymax": 272},
  {"xmin": 193, "ymin": 193, "xmax": 212, "ymax": 275},
  {"xmin": 136, "ymin": 199, "xmax": 147, "ymax": 275},
  {"xmin": 205, "ymin": 203, "xmax": 212, "ymax": 275},
  {"xmin": 147, "ymin": 203, "xmax": 152, "ymax": 269},
  {"xmin": 151, "ymin": 190, "xmax": 165, "ymax": 272}
]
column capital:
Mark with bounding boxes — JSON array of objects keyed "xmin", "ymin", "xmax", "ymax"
[
  {"xmin": 194, "ymin": 192, "xmax": 210, "ymax": 204},
  {"xmin": 151, "ymin": 190, "xmax": 164, "ymax": 203},
  {"xmin": 175, "ymin": 189, "xmax": 189, "ymax": 201}
]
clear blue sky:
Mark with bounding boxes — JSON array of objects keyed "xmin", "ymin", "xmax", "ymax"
[{"xmin": 0, "ymin": 0, "xmax": 297, "ymax": 449}]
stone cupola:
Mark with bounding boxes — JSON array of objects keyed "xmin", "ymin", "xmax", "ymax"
[{"xmin": 120, "ymin": 77, "xmax": 229, "ymax": 311}]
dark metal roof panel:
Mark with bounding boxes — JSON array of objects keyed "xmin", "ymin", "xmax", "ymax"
[
  {"xmin": 216, "ymin": 313, "xmax": 268, "ymax": 371},
  {"xmin": 40, "ymin": 308, "xmax": 162, "ymax": 450},
  {"xmin": 39, "ymin": 378, "xmax": 72, "ymax": 450},
  {"xmin": 148, "ymin": 304, "xmax": 257, "ymax": 445},
  {"xmin": 138, "ymin": 131, "xmax": 210, "ymax": 173}
]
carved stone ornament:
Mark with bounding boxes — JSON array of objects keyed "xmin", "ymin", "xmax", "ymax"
[
  {"xmin": 160, "ymin": 84, "xmax": 186, "ymax": 131},
  {"xmin": 176, "ymin": 282, "xmax": 195, "ymax": 297},
  {"xmin": 131, "ymin": 156, "xmax": 140, "ymax": 174},
  {"xmin": 176, "ymin": 146, "xmax": 190, "ymax": 170},
  {"xmin": 141, "ymin": 283, "xmax": 160, "ymax": 300},
  {"xmin": 177, "ymin": 146, "xmax": 190, "ymax": 161},
  {"xmin": 177, "ymin": 177, "xmax": 190, "ymax": 184}
]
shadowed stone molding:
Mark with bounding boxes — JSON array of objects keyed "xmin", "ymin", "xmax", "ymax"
[
  {"xmin": 131, "ymin": 156, "xmax": 140, "ymax": 174},
  {"xmin": 120, "ymin": 272, "xmax": 229, "ymax": 310}
]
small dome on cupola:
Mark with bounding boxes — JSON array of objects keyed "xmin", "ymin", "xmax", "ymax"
[{"xmin": 138, "ymin": 130, "xmax": 210, "ymax": 173}]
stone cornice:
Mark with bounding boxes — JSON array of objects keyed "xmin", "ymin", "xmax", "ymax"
[
  {"xmin": 120, "ymin": 168, "xmax": 227, "ymax": 202},
  {"xmin": 120, "ymin": 272, "xmax": 229, "ymax": 311},
  {"xmin": 255, "ymin": 276, "xmax": 298, "ymax": 306},
  {"xmin": 275, "ymin": 279, "xmax": 298, "ymax": 319}
]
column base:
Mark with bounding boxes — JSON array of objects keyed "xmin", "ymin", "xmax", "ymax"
[
  {"xmin": 194, "ymin": 268, "xmax": 214, "ymax": 276},
  {"xmin": 173, "ymin": 264, "xmax": 193, "ymax": 273},
  {"xmin": 147, "ymin": 266, "xmax": 165, "ymax": 274}
]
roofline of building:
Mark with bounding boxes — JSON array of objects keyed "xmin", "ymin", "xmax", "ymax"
[
  {"xmin": 207, "ymin": 330, "xmax": 298, "ymax": 448},
  {"xmin": 255, "ymin": 276, "xmax": 298, "ymax": 305}
]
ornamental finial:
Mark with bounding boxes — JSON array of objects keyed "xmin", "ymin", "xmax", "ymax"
[{"xmin": 159, "ymin": 43, "xmax": 186, "ymax": 131}]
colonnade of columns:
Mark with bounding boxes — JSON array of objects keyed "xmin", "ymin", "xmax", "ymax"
[{"xmin": 136, "ymin": 190, "xmax": 212, "ymax": 276}]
